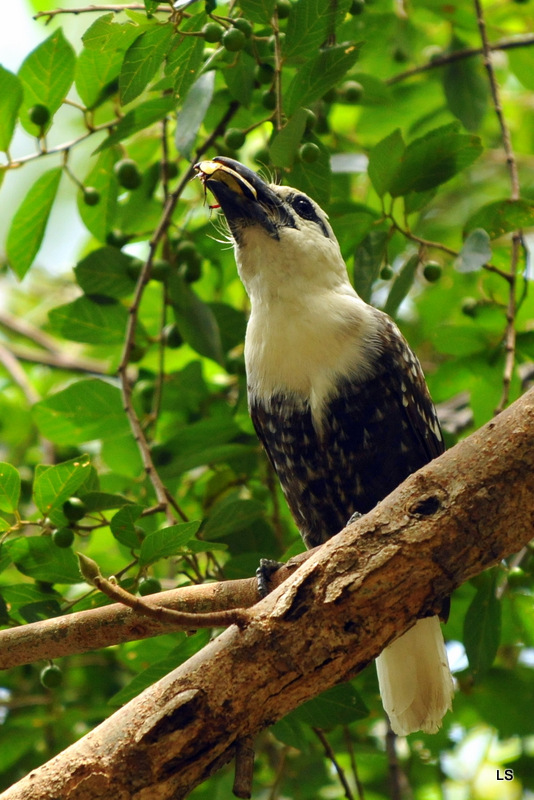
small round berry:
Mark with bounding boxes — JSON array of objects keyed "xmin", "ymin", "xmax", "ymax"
[
  {"xmin": 202, "ymin": 22, "xmax": 223, "ymax": 43},
  {"xmin": 114, "ymin": 159, "xmax": 142, "ymax": 190},
  {"xmin": 83, "ymin": 188, "xmax": 100, "ymax": 206},
  {"xmin": 256, "ymin": 63, "xmax": 275, "ymax": 85},
  {"xmin": 299, "ymin": 142, "xmax": 320, "ymax": 163},
  {"xmin": 233, "ymin": 18, "xmax": 253, "ymax": 37},
  {"xmin": 276, "ymin": 0, "xmax": 292, "ymax": 18},
  {"xmin": 380, "ymin": 265, "xmax": 394, "ymax": 280},
  {"xmin": 138, "ymin": 577, "xmax": 162, "ymax": 596},
  {"xmin": 222, "ymin": 28, "xmax": 246, "ymax": 52},
  {"xmin": 423, "ymin": 262, "xmax": 442, "ymax": 282},
  {"xmin": 29, "ymin": 104, "xmax": 50, "ymax": 127},
  {"xmin": 40, "ymin": 664, "xmax": 63, "ymax": 689},
  {"xmin": 62, "ymin": 497, "xmax": 87, "ymax": 522},
  {"xmin": 224, "ymin": 128, "xmax": 246, "ymax": 149},
  {"xmin": 52, "ymin": 527, "xmax": 75, "ymax": 548}
]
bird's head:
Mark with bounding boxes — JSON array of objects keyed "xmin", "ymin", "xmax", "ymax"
[{"xmin": 195, "ymin": 157, "xmax": 351, "ymax": 302}]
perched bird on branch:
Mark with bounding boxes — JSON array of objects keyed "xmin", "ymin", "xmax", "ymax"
[{"xmin": 195, "ymin": 156, "xmax": 454, "ymax": 736}]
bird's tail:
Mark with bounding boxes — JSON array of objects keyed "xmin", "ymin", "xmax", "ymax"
[{"xmin": 375, "ymin": 615, "xmax": 454, "ymax": 736}]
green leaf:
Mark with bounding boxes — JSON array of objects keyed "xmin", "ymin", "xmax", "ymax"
[
  {"xmin": 291, "ymin": 684, "xmax": 369, "ymax": 728},
  {"xmin": 508, "ymin": 47, "xmax": 534, "ymax": 92},
  {"xmin": 223, "ymin": 52, "xmax": 256, "ymax": 108},
  {"xmin": 463, "ymin": 570, "xmax": 502, "ymax": 680},
  {"xmin": 443, "ymin": 37, "xmax": 488, "ymax": 131},
  {"xmin": 288, "ymin": 135, "xmax": 331, "ymax": 205},
  {"xmin": 95, "ymin": 95, "xmax": 176, "ymax": 152},
  {"xmin": 455, "ymin": 228, "xmax": 492, "ymax": 272},
  {"xmin": 48, "ymin": 296, "xmax": 130, "ymax": 345},
  {"xmin": 110, "ymin": 504, "xmax": 145, "ymax": 548},
  {"xmin": 18, "ymin": 29, "xmax": 76, "ymax": 135},
  {"xmin": 353, "ymin": 229, "xmax": 388, "ymax": 302},
  {"xmin": 77, "ymin": 148, "xmax": 120, "ymax": 241},
  {"xmin": 388, "ymin": 123, "xmax": 483, "ymax": 197},
  {"xmin": 202, "ymin": 499, "xmax": 264, "ymax": 540},
  {"xmin": 120, "ymin": 24, "xmax": 173, "ymax": 104},
  {"xmin": 367, "ymin": 128, "xmax": 405, "ymax": 197},
  {"xmin": 284, "ymin": 0, "xmax": 338, "ymax": 61},
  {"xmin": 464, "ymin": 198, "xmax": 534, "ymax": 240},
  {"xmin": 166, "ymin": 14, "xmax": 206, "ymax": 99},
  {"xmin": 270, "ymin": 108, "xmax": 310, "ymax": 168},
  {"xmin": 0, "ymin": 66, "xmax": 23, "ymax": 152},
  {"xmin": 285, "ymin": 43, "xmax": 361, "ymax": 116},
  {"xmin": 239, "ymin": 0, "xmax": 276, "ymax": 23},
  {"xmin": 82, "ymin": 13, "xmax": 144, "ymax": 52},
  {"xmin": 383, "ymin": 253, "xmax": 419, "ymax": 317},
  {"xmin": 32, "ymin": 379, "xmax": 130, "ymax": 445},
  {"xmin": 33, "ymin": 455, "xmax": 92, "ymax": 516},
  {"xmin": 74, "ymin": 247, "xmax": 137, "ymax": 298},
  {"xmin": 75, "ymin": 46, "xmax": 122, "ymax": 109},
  {"xmin": 5, "ymin": 536, "xmax": 82, "ymax": 584},
  {"xmin": 81, "ymin": 492, "xmax": 134, "ymax": 512},
  {"xmin": 139, "ymin": 521, "xmax": 201, "ymax": 565},
  {"xmin": 175, "ymin": 71, "xmax": 215, "ymax": 159},
  {"xmin": 168, "ymin": 274, "xmax": 224, "ymax": 364},
  {"xmin": 0, "ymin": 463, "xmax": 21, "ymax": 513},
  {"xmin": 6, "ymin": 167, "xmax": 62, "ymax": 279}
]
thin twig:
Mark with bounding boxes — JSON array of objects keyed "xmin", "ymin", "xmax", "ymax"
[
  {"xmin": 343, "ymin": 727, "xmax": 366, "ymax": 800},
  {"xmin": 473, "ymin": 0, "xmax": 522, "ymax": 414},
  {"xmin": 387, "ymin": 35, "xmax": 534, "ymax": 86},
  {"xmin": 34, "ymin": 4, "xmax": 171, "ymax": 19},
  {"xmin": 78, "ymin": 553, "xmax": 250, "ymax": 629},
  {"xmin": 313, "ymin": 728, "xmax": 355, "ymax": 800},
  {"xmin": 2, "ymin": 119, "xmax": 118, "ymax": 169}
]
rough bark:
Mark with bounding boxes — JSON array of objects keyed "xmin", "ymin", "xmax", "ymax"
[{"xmin": 2, "ymin": 388, "xmax": 534, "ymax": 800}]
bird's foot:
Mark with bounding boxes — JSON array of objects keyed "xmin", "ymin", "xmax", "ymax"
[{"xmin": 256, "ymin": 558, "xmax": 284, "ymax": 598}]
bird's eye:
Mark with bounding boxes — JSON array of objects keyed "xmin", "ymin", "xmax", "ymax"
[{"xmin": 291, "ymin": 195, "xmax": 316, "ymax": 219}]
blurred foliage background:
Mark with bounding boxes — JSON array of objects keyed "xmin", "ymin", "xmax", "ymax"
[{"xmin": 1, "ymin": 0, "xmax": 534, "ymax": 797}]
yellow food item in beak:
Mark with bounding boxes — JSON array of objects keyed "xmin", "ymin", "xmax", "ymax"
[{"xmin": 195, "ymin": 160, "xmax": 258, "ymax": 200}]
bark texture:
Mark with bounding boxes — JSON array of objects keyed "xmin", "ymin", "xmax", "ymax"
[{"xmin": 2, "ymin": 388, "xmax": 534, "ymax": 800}]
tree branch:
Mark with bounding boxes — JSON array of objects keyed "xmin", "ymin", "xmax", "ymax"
[{"xmin": 2, "ymin": 387, "xmax": 534, "ymax": 800}]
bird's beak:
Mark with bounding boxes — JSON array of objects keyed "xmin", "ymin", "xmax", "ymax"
[{"xmin": 194, "ymin": 157, "xmax": 292, "ymax": 239}]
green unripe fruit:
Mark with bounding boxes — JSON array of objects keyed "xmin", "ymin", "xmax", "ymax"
[
  {"xmin": 380, "ymin": 265, "xmax": 394, "ymax": 280},
  {"xmin": 261, "ymin": 90, "xmax": 277, "ymax": 110},
  {"xmin": 175, "ymin": 240, "xmax": 198, "ymax": 262},
  {"xmin": 83, "ymin": 187, "xmax": 101, "ymax": 206},
  {"xmin": 303, "ymin": 108, "xmax": 317, "ymax": 130},
  {"xmin": 40, "ymin": 664, "xmax": 63, "ymax": 689},
  {"xmin": 224, "ymin": 128, "xmax": 246, "ymax": 149},
  {"xmin": 222, "ymin": 27, "xmax": 246, "ymax": 52},
  {"xmin": 423, "ymin": 262, "xmax": 442, "ymax": 282},
  {"xmin": 202, "ymin": 22, "xmax": 223, "ymax": 42},
  {"xmin": 276, "ymin": 0, "xmax": 292, "ymax": 18},
  {"xmin": 151, "ymin": 259, "xmax": 171, "ymax": 281},
  {"xmin": 138, "ymin": 577, "xmax": 162, "ymax": 596},
  {"xmin": 349, "ymin": 0, "xmax": 365, "ymax": 13},
  {"xmin": 256, "ymin": 63, "xmax": 275, "ymax": 85},
  {"xmin": 299, "ymin": 142, "xmax": 320, "ymax": 163},
  {"xmin": 233, "ymin": 18, "xmax": 253, "ymax": 37},
  {"xmin": 114, "ymin": 159, "xmax": 142, "ymax": 190},
  {"xmin": 461, "ymin": 297, "xmax": 478, "ymax": 318},
  {"xmin": 106, "ymin": 230, "xmax": 130, "ymax": 249},
  {"xmin": 62, "ymin": 497, "xmax": 86, "ymax": 522},
  {"xmin": 163, "ymin": 161, "xmax": 179, "ymax": 179},
  {"xmin": 83, "ymin": 187, "xmax": 100, "ymax": 206},
  {"xmin": 163, "ymin": 323, "xmax": 184, "ymax": 349},
  {"xmin": 52, "ymin": 527, "xmax": 75, "ymax": 548},
  {"xmin": 341, "ymin": 80, "xmax": 364, "ymax": 102},
  {"xmin": 29, "ymin": 104, "xmax": 51, "ymax": 127}
]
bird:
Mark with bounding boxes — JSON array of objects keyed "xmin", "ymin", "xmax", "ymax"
[{"xmin": 195, "ymin": 155, "xmax": 454, "ymax": 736}]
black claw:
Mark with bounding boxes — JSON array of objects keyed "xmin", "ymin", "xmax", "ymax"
[{"xmin": 256, "ymin": 558, "xmax": 284, "ymax": 598}]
